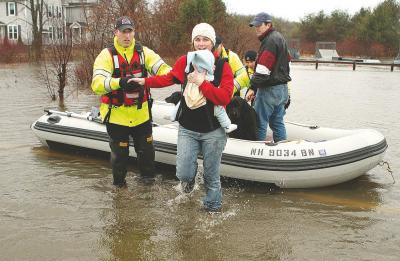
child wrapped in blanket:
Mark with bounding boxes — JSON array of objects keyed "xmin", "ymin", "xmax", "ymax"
[{"xmin": 171, "ymin": 49, "xmax": 237, "ymax": 133}]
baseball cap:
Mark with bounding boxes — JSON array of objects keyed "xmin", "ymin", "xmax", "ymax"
[
  {"xmin": 245, "ymin": 50, "xmax": 257, "ymax": 61},
  {"xmin": 215, "ymin": 35, "xmax": 223, "ymax": 47},
  {"xmin": 115, "ymin": 16, "xmax": 134, "ymax": 31},
  {"xmin": 249, "ymin": 12, "xmax": 272, "ymax": 27}
]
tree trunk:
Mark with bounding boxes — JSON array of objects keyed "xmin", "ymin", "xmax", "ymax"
[
  {"xmin": 29, "ymin": 0, "xmax": 43, "ymax": 61},
  {"xmin": 58, "ymin": 64, "xmax": 67, "ymax": 100},
  {"xmin": 32, "ymin": 34, "xmax": 42, "ymax": 60}
]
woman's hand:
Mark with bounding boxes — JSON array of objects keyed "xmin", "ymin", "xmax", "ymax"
[
  {"xmin": 128, "ymin": 78, "xmax": 145, "ymax": 86},
  {"xmin": 188, "ymin": 65, "xmax": 206, "ymax": 86}
]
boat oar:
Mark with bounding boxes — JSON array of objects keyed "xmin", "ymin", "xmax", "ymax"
[{"xmin": 44, "ymin": 109, "xmax": 102, "ymax": 123}]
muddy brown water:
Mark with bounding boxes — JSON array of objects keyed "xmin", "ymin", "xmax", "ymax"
[{"xmin": 0, "ymin": 63, "xmax": 399, "ymax": 260}]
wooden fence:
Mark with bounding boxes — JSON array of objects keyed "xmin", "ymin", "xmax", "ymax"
[{"xmin": 292, "ymin": 59, "xmax": 400, "ymax": 72}]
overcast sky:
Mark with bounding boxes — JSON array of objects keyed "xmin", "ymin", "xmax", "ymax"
[{"xmin": 222, "ymin": 0, "xmax": 385, "ymax": 22}]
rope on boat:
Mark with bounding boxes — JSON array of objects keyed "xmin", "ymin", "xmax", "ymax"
[
  {"xmin": 286, "ymin": 121, "xmax": 319, "ymax": 129},
  {"xmin": 44, "ymin": 108, "xmax": 103, "ymax": 123},
  {"xmin": 378, "ymin": 160, "xmax": 395, "ymax": 184}
]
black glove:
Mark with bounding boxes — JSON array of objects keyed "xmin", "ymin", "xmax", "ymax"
[
  {"xmin": 284, "ymin": 96, "xmax": 291, "ymax": 110},
  {"xmin": 119, "ymin": 77, "xmax": 142, "ymax": 92}
]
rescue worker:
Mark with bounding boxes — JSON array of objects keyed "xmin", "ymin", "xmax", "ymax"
[
  {"xmin": 91, "ymin": 16, "xmax": 171, "ymax": 187},
  {"xmin": 214, "ymin": 36, "xmax": 248, "ymax": 96}
]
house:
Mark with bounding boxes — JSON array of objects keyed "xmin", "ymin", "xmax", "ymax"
[
  {"xmin": 0, "ymin": 0, "xmax": 96, "ymax": 45},
  {"xmin": 64, "ymin": 0, "xmax": 97, "ymax": 44}
]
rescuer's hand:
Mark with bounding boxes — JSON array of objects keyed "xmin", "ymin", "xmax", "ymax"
[
  {"xmin": 120, "ymin": 77, "xmax": 142, "ymax": 91},
  {"xmin": 129, "ymin": 78, "xmax": 145, "ymax": 86}
]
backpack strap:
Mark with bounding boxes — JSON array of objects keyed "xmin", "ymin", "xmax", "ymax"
[
  {"xmin": 212, "ymin": 57, "xmax": 228, "ymax": 87},
  {"xmin": 109, "ymin": 46, "xmax": 120, "ymax": 77},
  {"xmin": 133, "ymin": 41, "xmax": 149, "ymax": 113},
  {"xmin": 134, "ymin": 42, "xmax": 147, "ymax": 78}
]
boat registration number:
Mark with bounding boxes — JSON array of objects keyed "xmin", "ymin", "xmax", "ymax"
[{"xmin": 250, "ymin": 148, "xmax": 326, "ymax": 157}]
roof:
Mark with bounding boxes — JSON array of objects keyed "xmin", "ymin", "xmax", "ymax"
[{"xmin": 68, "ymin": 21, "xmax": 88, "ymax": 28}]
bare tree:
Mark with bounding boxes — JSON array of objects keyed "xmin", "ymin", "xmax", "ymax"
[
  {"xmin": 73, "ymin": 0, "xmax": 115, "ymax": 87},
  {"xmin": 42, "ymin": 20, "xmax": 73, "ymax": 103},
  {"xmin": 16, "ymin": 0, "xmax": 47, "ymax": 60},
  {"xmin": 222, "ymin": 15, "xmax": 259, "ymax": 58},
  {"xmin": 41, "ymin": 61, "xmax": 56, "ymax": 100},
  {"xmin": 73, "ymin": 0, "xmax": 155, "ymax": 87}
]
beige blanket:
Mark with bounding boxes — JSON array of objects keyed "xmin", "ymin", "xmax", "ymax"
[{"xmin": 183, "ymin": 82, "xmax": 207, "ymax": 109}]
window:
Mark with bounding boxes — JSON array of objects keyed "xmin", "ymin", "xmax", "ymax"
[
  {"xmin": 57, "ymin": 27, "xmax": 63, "ymax": 39},
  {"xmin": 7, "ymin": 2, "xmax": 16, "ymax": 16},
  {"xmin": 48, "ymin": 26, "xmax": 54, "ymax": 40},
  {"xmin": 48, "ymin": 5, "xmax": 53, "ymax": 17},
  {"xmin": 7, "ymin": 25, "xmax": 18, "ymax": 40},
  {"xmin": 56, "ymin": 6, "xmax": 62, "ymax": 18}
]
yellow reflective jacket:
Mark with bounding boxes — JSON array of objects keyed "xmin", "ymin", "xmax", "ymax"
[
  {"xmin": 219, "ymin": 46, "xmax": 248, "ymax": 96},
  {"xmin": 91, "ymin": 37, "xmax": 171, "ymax": 127},
  {"xmin": 235, "ymin": 66, "xmax": 255, "ymax": 98}
]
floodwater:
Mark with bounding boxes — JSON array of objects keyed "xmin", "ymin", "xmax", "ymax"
[{"xmin": 0, "ymin": 63, "xmax": 399, "ymax": 260}]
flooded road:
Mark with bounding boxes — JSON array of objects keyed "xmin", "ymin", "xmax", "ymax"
[{"xmin": 0, "ymin": 63, "xmax": 399, "ymax": 260}]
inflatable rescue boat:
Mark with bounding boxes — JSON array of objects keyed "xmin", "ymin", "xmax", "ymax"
[{"xmin": 31, "ymin": 101, "xmax": 387, "ymax": 188}]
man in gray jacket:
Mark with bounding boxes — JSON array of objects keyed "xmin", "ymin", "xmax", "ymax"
[{"xmin": 245, "ymin": 12, "xmax": 291, "ymax": 142}]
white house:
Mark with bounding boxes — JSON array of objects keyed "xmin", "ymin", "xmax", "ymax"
[
  {"xmin": 0, "ymin": 0, "xmax": 96, "ymax": 45},
  {"xmin": 0, "ymin": 0, "xmax": 31, "ymax": 43},
  {"xmin": 64, "ymin": 0, "xmax": 97, "ymax": 44}
]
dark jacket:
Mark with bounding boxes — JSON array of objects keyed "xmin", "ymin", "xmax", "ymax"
[{"xmin": 250, "ymin": 28, "xmax": 291, "ymax": 90}]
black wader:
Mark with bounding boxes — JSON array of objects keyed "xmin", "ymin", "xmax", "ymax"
[{"xmin": 106, "ymin": 121, "xmax": 155, "ymax": 186}]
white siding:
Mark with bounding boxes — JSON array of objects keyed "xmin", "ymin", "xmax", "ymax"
[
  {"xmin": 0, "ymin": 0, "xmax": 96, "ymax": 45},
  {"xmin": 0, "ymin": 0, "xmax": 64, "ymax": 44}
]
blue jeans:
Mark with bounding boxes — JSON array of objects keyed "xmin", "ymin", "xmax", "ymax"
[
  {"xmin": 254, "ymin": 84, "xmax": 288, "ymax": 142},
  {"xmin": 176, "ymin": 126, "xmax": 227, "ymax": 210}
]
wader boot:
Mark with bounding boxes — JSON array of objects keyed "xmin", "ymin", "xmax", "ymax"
[
  {"xmin": 134, "ymin": 133, "xmax": 155, "ymax": 184},
  {"xmin": 109, "ymin": 139, "xmax": 129, "ymax": 187}
]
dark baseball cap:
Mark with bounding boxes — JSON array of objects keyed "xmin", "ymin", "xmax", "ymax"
[
  {"xmin": 215, "ymin": 35, "xmax": 223, "ymax": 46},
  {"xmin": 245, "ymin": 50, "xmax": 257, "ymax": 61},
  {"xmin": 249, "ymin": 12, "xmax": 272, "ymax": 27},
  {"xmin": 115, "ymin": 16, "xmax": 134, "ymax": 31}
]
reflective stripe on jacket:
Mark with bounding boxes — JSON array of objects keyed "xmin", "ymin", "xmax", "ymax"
[
  {"xmin": 219, "ymin": 46, "xmax": 248, "ymax": 95},
  {"xmin": 91, "ymin": 37, "xmax": 170, "ymax": 127}
]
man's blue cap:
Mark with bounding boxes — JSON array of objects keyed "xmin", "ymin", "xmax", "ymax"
[{"xmin": 249, "ymin": 12, "xmax": 272, "ymax": 27}]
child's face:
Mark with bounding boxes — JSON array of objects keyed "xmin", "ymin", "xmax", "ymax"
[{"xmin": 245, "ymin": 60, "xmax": 256, "ymax": 70}]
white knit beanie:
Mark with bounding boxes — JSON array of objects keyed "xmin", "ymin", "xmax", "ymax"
[{"xmin": 191, "ymin": 23, "xmax": 216, "ymax": 46}]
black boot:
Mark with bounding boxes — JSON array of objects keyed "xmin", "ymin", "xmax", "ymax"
[
  {"xmin": 109, "ymin": 139, "xmax": 129, "ymax": 187},
  {"xmin": 134, "ymin": 134, "xmax": 155, "ymax": 184}
]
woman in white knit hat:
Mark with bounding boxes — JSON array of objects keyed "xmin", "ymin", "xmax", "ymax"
[{"xmin": 132, "ymin": 22, "xmax": 234, "ymax": 212}]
